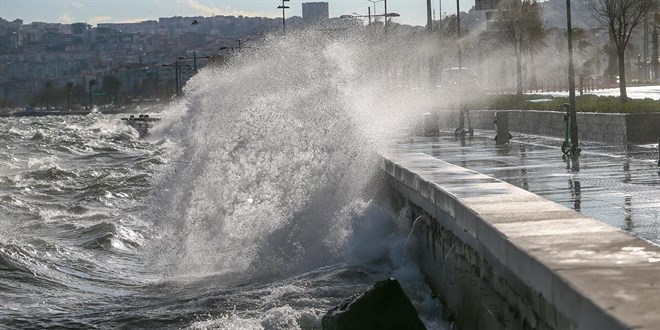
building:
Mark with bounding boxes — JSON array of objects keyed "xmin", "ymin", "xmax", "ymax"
[
  {"xmin": 475, "ymin": 0, "xmax": 502, "ymax": 11},
  {"xmin": 302, "ymin": 2, "xmax": 329, "ymax": 23}
]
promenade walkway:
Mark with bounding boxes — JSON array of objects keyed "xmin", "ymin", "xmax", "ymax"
[{"xmin": 401, "ymin": 131, "xmax": 660, "ymax": 245}]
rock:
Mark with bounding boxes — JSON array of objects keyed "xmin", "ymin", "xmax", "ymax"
[
  {"xmin": 31, "ymin": 130, "xmax": 44, "ymax": 140},
  {"xmin": 322, "ymin": 278, "xmax": 427, "ymax": 330}
]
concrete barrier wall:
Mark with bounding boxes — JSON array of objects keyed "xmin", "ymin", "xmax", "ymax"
[
  {"xmin": 626, "ymin": 114, "xmax": 660, "ymax": 143},
  {"xmin": 439, "ymin": 110, "xmax": 660, "ymax": 144},
  {"xmin": 380, "ymin": 149, "xmax": 660, "ymax": 329}
]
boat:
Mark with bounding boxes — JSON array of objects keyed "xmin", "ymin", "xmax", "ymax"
[{"xmin": 121, "ymin": 114, "xmax": 161, "ymax": 136}]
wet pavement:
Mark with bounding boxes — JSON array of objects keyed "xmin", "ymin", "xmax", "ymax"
[{"xmin": 401, "ymin": 131, "xmax": 660, "ymax": 245}]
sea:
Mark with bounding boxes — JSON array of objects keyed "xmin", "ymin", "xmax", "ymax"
[{"xmin": 0, "ymin": 30, "xmax": 449, "ymax": 329}]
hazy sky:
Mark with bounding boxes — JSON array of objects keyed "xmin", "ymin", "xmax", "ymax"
[{"xmin": 0, "ymin": 0, "xmax": 477, "ymax": 27}]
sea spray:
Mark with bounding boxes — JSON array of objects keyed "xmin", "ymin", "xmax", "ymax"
[{"xmin": 144, "ymin": 28, "xmax": 448, "ymax": 328}]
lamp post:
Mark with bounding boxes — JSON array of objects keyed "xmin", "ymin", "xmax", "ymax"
[
  {"xmin": 368, "ymin": 0, "xmax": 383, "ymax": 21},
  {"xmin": 340, "ymin": 12, "xmax": 400, "ymax": 26},
  {"xmin": 456, "ymin": 0, "xmax": 462, "ymax": 68},
  {"xmin": 220, "ymin": 39, "xmax": 246, "ymax": 56},
  {"xmin": 278, "ymin": 0, "xmax": 290, "ymax": 34},
  {"xmin": 438, "ymin": 0, "xmax": 442, "ymax": 20},
  {"xmin": 565, "ymin": 0, "xmax": 579, "ymax": 158},
  {"xmin": 162, "ymin": 60, "xmax": 180, "ymax": 97},
  {"xmin": 190, "ymin": 20, "xmax": 200, "ymax": 73},
  {"xmin": 384, "ymin": 0, "xmax": 388, "ymax": 31},
  {"xmin": 427, "ymin": 0, "xmax": 433, "ymax": 32}
]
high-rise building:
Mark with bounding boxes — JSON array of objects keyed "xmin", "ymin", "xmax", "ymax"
[
  {"xmin": 302, "ymin": 2, "xmax": 329, "ymax": 23},
  {"xmin": 475, "ymin": 0, "xmax": 502, "ymax": 11}
]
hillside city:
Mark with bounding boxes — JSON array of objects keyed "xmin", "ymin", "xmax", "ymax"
[
  {"xmin": 0, "ymin": 0, "xmax": 657, "ymax": 112},
  {"xmin": 0, "ymin": 14, "xmax": 298, "ymax": 110}
]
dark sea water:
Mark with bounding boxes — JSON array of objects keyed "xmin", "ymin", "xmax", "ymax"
[{"xmin": 0, "ymin": 30, "xmax": 448, "ymax": 329}]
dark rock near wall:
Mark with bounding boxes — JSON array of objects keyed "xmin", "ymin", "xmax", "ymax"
[{"xmin": 321, "ymin": 278, "xmax": 427, "ymax": 330}]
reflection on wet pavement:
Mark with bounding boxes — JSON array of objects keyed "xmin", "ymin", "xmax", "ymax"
[{"xmin": 403, "ymin": 131, "xmax": 660, "ymax": 245}]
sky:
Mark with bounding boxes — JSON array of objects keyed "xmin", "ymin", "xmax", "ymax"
[{"xmin": 0, "ymin": 0, "xmax": 477, "ymax": 27}]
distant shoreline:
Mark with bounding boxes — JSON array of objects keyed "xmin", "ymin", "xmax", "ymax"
[{"xmin": 0, "ymin": 106, "xmax": 165, "ymax": 118}]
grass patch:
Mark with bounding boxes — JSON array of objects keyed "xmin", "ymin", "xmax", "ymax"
[{"xmin": 467, "ymin": 94, "xmax": 660, "ymax": 113}]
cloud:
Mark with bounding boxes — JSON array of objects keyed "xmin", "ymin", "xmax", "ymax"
[
  {"xmin": 115, "ymin": 17, "xmax": 154, "ymax": 24},
  {"xmin": 88, "ymin": 16, "xmax": 113, "ymax": 26},
  {"xmin": 83, "ymin": 16, "xmax": 154, "ymax": 26},
  {"xmin": 71, "ymin": 2, "xmax": 82, "ymax": 9},
  {"xmin": 58, "ymin": 14, "xmax": 74, "ymax": 24},
  {"xmin": 181, "ymin": 0, "xmax": 278, "ymax": 18}
]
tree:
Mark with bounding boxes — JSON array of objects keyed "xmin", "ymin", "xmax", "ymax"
[
  {"xmin": 65, "ymin": 82, "xmax": 74, "ymax": 111},
  {"xmin": 72, "ymin": 84, "xmax": 87, "ymax": 106},
  {"xmin": 43, "ymin": 81, "xmax": 54, "ymax": 110},
  {"xmin": 495, "ymin": 0, "xmax": 546, "ymax": 97},
  {"xmin": 653, "ymin": 23, "xmax": 658, "ymax": 79},
  {"xmin": 587, "ymin": 0, "xmax": 658, "ymax": 102},
  {"xmin": 101, "ymin": 75, "xmax": 122, "ymax": 107}
]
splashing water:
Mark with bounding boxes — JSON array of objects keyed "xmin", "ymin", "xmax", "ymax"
[
  {"xmin": 144, "ymin": 29, "xmax": 449, "ymax": 328},
  {"xmin": 148, "ymin": 29, "xmax": 444, "ymax": 281}
]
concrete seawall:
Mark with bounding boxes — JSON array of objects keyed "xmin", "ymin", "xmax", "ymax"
[
  {"xmin": 381, "ymin": 148, "xmax": 660, "ymax": 329},
  {"xmin": 441, "ymin": 110, "xmax": 660, "ymax": 144}
]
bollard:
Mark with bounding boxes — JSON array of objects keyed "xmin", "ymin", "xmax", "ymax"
[
  {"xmin": 422, "ymin": 113, "xmax": 436, "ymax": 136},
  {"xmin": 465, "ymin": 109, "xmax": 474, "ymax": 136},
  {"xmin": 454, "ymin": 107, "xmax": 466, "ymax": 136},
  {"xmin": 495, "ymin": 111, "xmax": 510, "ymax": 145}
]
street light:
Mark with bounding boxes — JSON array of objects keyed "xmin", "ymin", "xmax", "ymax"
[
  {"xmin": 367, "ymin": 0, "xmax": 383, "ymax": 20},
  {"xmin": 278, "ymin": 0, "xmax": 290, "ymax": 34},
  {"xmin": 340, "ymin": 11, "xmax": 399, "ymax": 32},
  {"xmin": 340, "ymin": 12, "xmax": 399, "ymax": 19},
  {"xmin": 456, "ymin": 0, "xmax": 461, "ymax": 68},
  {"xmin": 427, "ymin": 0, "xmax": 432, "ymax": 31},
  {"xmin": 565, "ymin": 0, "xmax": 579, "ymax": 158},
  {"xmin": 219, "ymin": 39, "xmax": 244, "ymax": 53},
  {"xmin": 162, "ymin": 60, "xmax": 181, "ymax": 97},
  {"xmin": 178, "ymin": 53, "xmax": 214, "ymax": 73},
  {"xmin": 384, "ymin": 0, "xmax": 388, "ymax": 31}
]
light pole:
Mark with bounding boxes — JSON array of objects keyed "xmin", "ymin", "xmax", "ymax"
[
  {"xmin": 368, "ymin": 0, "xmax": 383, "ymax": 21},
  {"xmin": 427, "ymin": 0, "xmax": 433, "ymax": 31},
  {"xmin": 438, "ymin": 0, "xmax": 442, "ymax": 20},
  {"xmin": 653, "ymin": 25, "xmax": 659, "ymax": 80},
  {"xmin": 340, "ymin": 12, "xmax": 400, "ymax": 25},
  {"xmin": 191, "ymin": 20, "xmax": 199, "ymax": 73},
  {"xmin": 456, "ymin": 0, "xmax": 462, "ymax": 68},
  {"xmin": 384, "ymin": 0, "xmax": 388, "ymax": 31},
  {"xmin": 278, "ymin": 0, "xmax": 290, "ymax": 34},
  {"xmin": 565, "ymin": 0, "xmax": 579, "ymax": 158},
  {"xmin": 162, "ymin": 60, "xmax": 180, "ymax": 97},
  {"xmin": 219, "ymin": 39, "xmax": 246, "ymax": 55}
]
